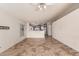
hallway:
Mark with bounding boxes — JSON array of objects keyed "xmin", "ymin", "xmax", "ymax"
[{"xmin": 0, "ymin": 37, "xmax": 79, "ymax": 56}]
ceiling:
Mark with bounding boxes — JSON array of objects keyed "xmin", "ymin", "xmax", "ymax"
[{"xmin": 0, "ymin": 3, "xmax": 79, "ymax": 25}]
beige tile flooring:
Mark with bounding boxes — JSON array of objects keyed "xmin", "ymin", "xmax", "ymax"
[{"xmin": 0, "ymin": 37, "xmax": 79, "ymax": 56}]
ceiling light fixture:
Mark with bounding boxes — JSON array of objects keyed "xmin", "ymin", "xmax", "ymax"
[
  {"xmin": 31, "ymin": 3, "xmax": 56, "ymax": 11},
  {"xmin": 37, "ymin": 3, "xmax": 47, "ymax": 10}
]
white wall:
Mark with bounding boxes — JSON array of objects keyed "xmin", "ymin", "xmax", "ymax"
[
  {"xmin": 47, "ymin": 22, "xmax": 52, "ymax": 36},
  {"xmin": 0, "ymin": 10, "xmax": 26, "ymax": 53},
  {"xmin": 52, "ymin": 8, "xmax": 79, "ymax": 51}
]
